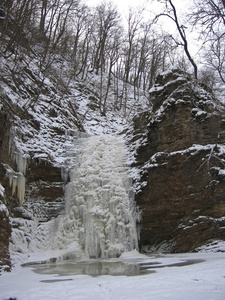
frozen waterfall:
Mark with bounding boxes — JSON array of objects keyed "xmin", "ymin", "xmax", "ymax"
[{"xmin": 56, "ymin": 134, "xmax": 139, "ymax": 259}]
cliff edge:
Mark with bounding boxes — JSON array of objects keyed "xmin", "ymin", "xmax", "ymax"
[{"xmin": 129, "ymin": 69, "xmax": 225, "ymax": 252}]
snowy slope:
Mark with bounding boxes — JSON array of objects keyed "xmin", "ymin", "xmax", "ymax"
[{"xmin": 0, "ymin": 49, "xmax": 149, "ymax": 169}]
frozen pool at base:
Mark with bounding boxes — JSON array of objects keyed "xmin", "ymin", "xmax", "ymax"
[{"xmin": 22, "ymin": 255, "xmax": 205, "ymax": 278}]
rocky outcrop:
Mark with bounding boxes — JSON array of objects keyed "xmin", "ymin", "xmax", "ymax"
[
  {"xmin": 131, "ymin": 69, "xmax": 225, "ymax": 252},
  {"xmin": 0, "ymin": 198, "xmax": 11, "ymax": 273},
  {"xmin": 0, "ymin": 102, "xmax": 14, "ymax": 272},
  {"xmin": 0, "ymin": 97, "xmax": 65, "ymax": 219}
]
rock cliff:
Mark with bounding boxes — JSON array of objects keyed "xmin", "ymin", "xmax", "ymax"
[
  {"xmin": 129, "ymin": 69, "xmax": 225, "ymax": 252},
  {"xmin": 1, "ymin": 67, "xmax": 225, "ymax": 271}
]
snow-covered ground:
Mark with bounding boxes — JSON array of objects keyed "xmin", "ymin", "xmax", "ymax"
[{"xmin": 1, "ymin": 250, "xmax": 225, "ymax": 300}]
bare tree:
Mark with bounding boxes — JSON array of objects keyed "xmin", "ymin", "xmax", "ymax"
[
  {"xmin": 189, "ymin": 0, "xmax": 225, "ymax": 85},
  {"xmin": 133, "ymin": 22, "xmax": 151, "ymax": 88},
  {"xmin": 145, "ymin": 34, "xmax": 169, "ymax": 89},
  {"xmin": 199, "ymin": 67, "xmax": 216, "ymax": 90},
  {"xmin": 123, "ymin": 8, "xmax": 143, "ymax": 83},
  {"xmin": 156, "ymin": 0, "xmax": 198, "ymax": 79},
  {"xmin": 39, "ymin": 0, "xmax": 48, "ymax": 36},
  {"xmin": 70, "ymin": 4, "xmax": 90, "ymax": 68},
  {"xmin": 91, "ymin": 2, "xmax": 121, "ymax": 75},
  {"xmin": 205, "ymin": 36, "xmax": 225, "ymax": 83},
  {"xmin": 101, "ymin": 26, "xmax": 122, "ymax": 115},
  {"xmin": 0, "ymin": 0, "xmax": 36, "ymax": 54},
  {"xmin": 190, "ymin": 0, "xmax": 225, "ymax": 35}
]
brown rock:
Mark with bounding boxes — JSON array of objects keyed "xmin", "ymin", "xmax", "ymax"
[
  {"xmin": 131, "ymin": 69, "xmax": 225, "ymax": 252},
  {"xmin": 0, "ymin": 201, "xmax": 11, "ymax": 273}
]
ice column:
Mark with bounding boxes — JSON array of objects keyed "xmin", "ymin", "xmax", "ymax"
[{"xmin": 58, "ymin": 135, "xmax": 139, "ymax": 259}]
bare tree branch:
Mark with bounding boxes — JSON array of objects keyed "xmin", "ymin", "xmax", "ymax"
[{"xmin": 155, "ymin": 0, "xmax": 198, "ymax": 78}]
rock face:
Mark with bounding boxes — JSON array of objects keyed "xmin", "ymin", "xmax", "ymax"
[
  {"xmin": 131, "ymin": 69, "xmax": 225, "ymax": 252},
  {"xmin": 0, "ymin": 199, "xmax": 11, "ymax": 273},
  {"xmin": 0, "ymin": 98, "xmax": 66, "ymax": 270},
  {"xmin": 0, "ymin": 103, "xmax": 14, "ymax": 272},
  {"xmin": 0, "ymin": 98, "xmax": 65, "ymax": 218}
]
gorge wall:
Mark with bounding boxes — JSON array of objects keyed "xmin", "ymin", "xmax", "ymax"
[
  {"xmin": 1, "ymin": 67, "xmax": 225, "ymax": 273},
  {"xmin": 130, "ymin": 69, "xmax": 225, "ymax": 252}
]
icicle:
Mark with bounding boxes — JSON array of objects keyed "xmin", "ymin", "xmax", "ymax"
[
  {"xmin": 4, "ymin": 166, "xmax": 26, "ymax": 205},
  {"xmin": 12, "ymin": 151, "xmax": 27, "ymax": 175},
  {"xmin": 7, "ymin": 128, "xmax": 28, "ymax": 204},
  {"xmin": 6, "ymin": 171, "xmax": 25, "ymax": 205},
  {"xmin": 17, "ymin": 174, "xmax": 25, "ymax": 204},
  {"xmin": 9, "ymin": 128, "xmax": 28, "ymax": 175}
]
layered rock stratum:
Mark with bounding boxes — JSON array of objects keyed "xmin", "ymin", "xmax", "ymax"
[{"xmin": 129, "ymin": 69, "xmax": 225, "ymax": 252}]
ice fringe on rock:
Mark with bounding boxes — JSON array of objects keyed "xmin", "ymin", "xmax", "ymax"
[
  {"xmin": 56, "ymin": 134, "xmax": 140, "ymax": 259},
  {"xmin": 4, "ymin": 164, "xmax": 26, "ymax": 205},
  {"xmin": 4, "ymin": 130, "xmax": 28, "ymax": 204},
  {"xmin": 9, "ymin": 130, "xmax": 28, "ymax": 175}
]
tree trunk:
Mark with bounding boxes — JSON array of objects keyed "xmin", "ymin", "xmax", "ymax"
[
  {"xmin": 40, "ymin": 0, "xmax": 48, "ymax": 35},
  {"xmin": 221, "ymin": 0, "xmax": 225, "ymax": 9},
  {"xmin": 168, "ymin": 0, "xmax": 198, "ymax": 79}
]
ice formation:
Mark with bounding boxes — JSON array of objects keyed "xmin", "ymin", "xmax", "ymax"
[
  {"xmin": 56, "ymin": 134, "xmax": 140, "ymax": 259},
  {"xmin": 9, "ymin": 131, "xmax": 28, "ymax": 175},
  {"xmin": 0, "ymin": 183, "xmax": 5, "ymax": 198},
  {"xmin": 4, "ymin": 131, "xmax": 28, "ymax": 204},
  {"xmin": 4, "ymin": 164, "xmax": 26, "ymax": 205}
]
